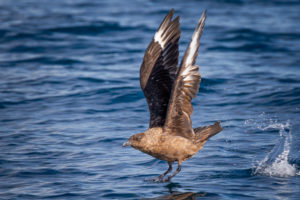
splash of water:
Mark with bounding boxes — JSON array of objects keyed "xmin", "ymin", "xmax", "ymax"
[{"xmin": 252, "ymin": 119, "xmax": 297, "ymax": 177}]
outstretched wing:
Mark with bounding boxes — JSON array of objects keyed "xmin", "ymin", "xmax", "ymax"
[
  {"xmin": 140, "ymin": 9, "xmax": 181, "ymax": 128},
  {"xmin": 163, "ymin": 10, "xmax": 206, "ymax": 139}
]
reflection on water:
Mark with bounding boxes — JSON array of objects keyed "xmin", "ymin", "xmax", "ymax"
[
  {"xmin": 143, "ymin": 183, "xmax": 209, "ymax": 200},
  {"xmin": 143, "ymin": 192, "xmax": 207, "ymax": 200}
]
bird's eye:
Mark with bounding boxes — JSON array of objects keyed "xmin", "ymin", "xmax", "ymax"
[{"xmin": 135, "ymin": 135, "xmax": 142, "ymax": 141}]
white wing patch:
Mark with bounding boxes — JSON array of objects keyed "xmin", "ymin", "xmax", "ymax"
[
  {"xmin": 185, "ymin": 31, "xmax": 199, "ymax": 66},
  {"xmin": 182, "ymin": 10, "xmax": 206, "ymax": 67},
  {"xmin": 154, "ymin": 29, "xmax": 166, "ymax": 48}
]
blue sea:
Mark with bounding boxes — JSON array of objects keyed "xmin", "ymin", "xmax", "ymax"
[{"xmin": 0, "ymin": 0, "xmax": 299, "ymax": 199}]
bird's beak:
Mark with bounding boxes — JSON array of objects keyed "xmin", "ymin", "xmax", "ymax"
[{"xmin": 122, "ymin": 141, "xmax": 131, "ymax": 147}]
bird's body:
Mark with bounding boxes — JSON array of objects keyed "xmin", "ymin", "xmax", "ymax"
[
  {"xmin": 129, "ymin": 123, "xmax": 222, "ymax": 163},
  {"xmin": 123, "ymin": 9, "xmax": 223, "ymax": 182},
  {"xmin": 131, "ymin": 128, "xmax": 199, "ymax": 162}
]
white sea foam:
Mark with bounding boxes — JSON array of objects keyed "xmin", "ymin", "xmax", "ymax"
[{"xmin": 252, "ymin": 119, "xmax": 298, "ymax": 177}]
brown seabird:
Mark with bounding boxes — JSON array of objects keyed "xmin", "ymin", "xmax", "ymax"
[{"xmin": 123, "ymin": 9, "xmax": 223, "ymax": 182}]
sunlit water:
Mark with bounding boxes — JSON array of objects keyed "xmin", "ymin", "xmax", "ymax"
[{"xmin": 0, "ymin": 0, "xmax": 299, "ymax": 199}]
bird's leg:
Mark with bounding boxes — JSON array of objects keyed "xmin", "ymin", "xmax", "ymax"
[
  {"xmin": 163, "ymin": 160, "xmax": 181, "ymax": 182},
  {"xmin": 158, "ymin": 162, "xmax": 173, "ymax": 180},
  {"xmin": 152, "ymin": 162, "xmax": 173, "ymax": 182}
]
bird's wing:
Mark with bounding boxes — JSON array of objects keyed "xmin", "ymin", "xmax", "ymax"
[
  {"xmin": 163, "ymin": 10, "xmax": 206, "ymax": 139},
  {"xmin": 140, "ymin": 9, "xmax": 181, "ymax": 128}
]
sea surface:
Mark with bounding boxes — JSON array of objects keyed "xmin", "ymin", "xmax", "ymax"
[{"xmin": 0, "ymin": 0, "xmax": 299, "ymax": 199}]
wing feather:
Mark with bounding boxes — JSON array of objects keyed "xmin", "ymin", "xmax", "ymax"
[
  {"xmin": 163, "ymin": 11, "xmax": 206, "ymax": 138},
  {"xmin": 140, "ymin": 9, "xmax": 181, "ymax": 128}
]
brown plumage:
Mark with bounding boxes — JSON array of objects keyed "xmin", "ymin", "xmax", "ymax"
[{"xmin": 123, "ymin": 9, "xmax": 223, "ymax": 182}]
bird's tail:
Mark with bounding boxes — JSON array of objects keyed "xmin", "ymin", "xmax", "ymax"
[{"xmin": 193, "ymin": 121, "xmax": 223, "ymax": 148}]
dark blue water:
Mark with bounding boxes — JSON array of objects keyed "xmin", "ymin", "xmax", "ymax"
[{"xmin": 1, "ymin": 0, "xmax": 300, "ymax": 199}]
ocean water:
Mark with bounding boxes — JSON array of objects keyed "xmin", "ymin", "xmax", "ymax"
[{"xmin": 0, "ymin": 0, "xmax": 299, "ymax": 199}]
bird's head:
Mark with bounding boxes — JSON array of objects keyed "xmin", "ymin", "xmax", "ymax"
[{"xmin": 122, "ymin": 132, "xmax": 146, "ymax": 149}]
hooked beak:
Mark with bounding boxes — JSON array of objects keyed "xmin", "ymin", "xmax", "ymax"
[{"xmin": 122, "ymin": 141, "xmax": 131, "ymax": 147}]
